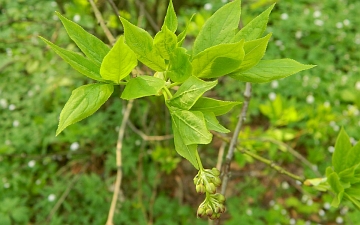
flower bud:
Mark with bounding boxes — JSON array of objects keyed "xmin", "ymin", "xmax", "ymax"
[
  {"xmin": 206, "ymin": 208, "xmax": 213, "ymax": 216},
  {"xmin": 196, "ymin": 184, "xmax": 206, "ymax": 194},
  {"xmin": 219, "ymin": 205, "xmax": 226, "ymax": 213},
  {"xmin": 197, "ymin": 207, "xmax": 206, "ymax": 217},
  {"xmin": 193, "ymin": 177, "xmax": 199, "ymax": 185},
  {"xmin": 212, "ymin": 168, "xmax": 220, "ymax": 176},
  {"xmin": 212, "ymin": 177, "xmax": 222, "ymax": 187},
  {"xmin": 216, "ymin": 194, "xmax": 225, "ymax": 203},
  {"xmin": 206, "ymin": 183, "xmax": 216, "ymax": 194}
]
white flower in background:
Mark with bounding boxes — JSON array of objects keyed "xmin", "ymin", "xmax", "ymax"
[
  {"xmin": 6, "ymin": 48, "xmax": 13, "ymax": 57},
  {"xmin": 281, "ymin": 181, "xmax": 289, "ymax": 189},
  {"xmin": 9, "ymin": 104, "xmax": 16, "ymax": 111},
  {"xmin": 275, "ymin": 40, "xmax": 283, "ymax": 46},
  {"xmin": 73, "ymin": 14, "xmax": 81, "ymax": 22},
  {"xmin": 336, "ymin": 216, "xmax": 344, "ymax": 224},
  {"xmin": 340, "ymin": 206, "xmax": 349, "ymax": 215},
  {"xmin": 313, "ymin": 10, "xmax": 321, "ymax": 18},
  {"xmin": 0, "ymin": 99, "xmax": 7, "ymax": 108},
  {"xmin": 48, "ymin": 194, "xmax": 56, "ymax": 202},
  {"xmin": 323, "ymin": 101, "xmax": 330, "ymax": 108},
  {"xmin": 4, "ymin": 183, "xmax": 10, "ymax": 188},
  {"xmin": 328, "ymin": 146, "xmax": 335, "ymax": 153},
  {"xmin": 355, "ymin": 81, "xmax": 360, "ymax": 90},
  {"xmin": 271, "ymin": 80, "xmax": 279, "ymax": 89},
  {"xmin": 281, "ymin": 13, "xmax": 289, "ymax": 20},
  {"xmin": 314, "ymin": 19, "xmax": 324, "ymax": 26},
  {"xmin": 36, "ymin": 179, "xmax": 41, "ymax": 185},
  {"xmin": 289, "ymin": 219, "xmax": 296, "ymax": 225},
  {"xmin": 204, "ymin": 3, "xmax": 212, "ymax": 11},
  {"xmin": 221, "ymin": 0, "xmax": 228, "ymax": 3},
  {"xmin": 336, "ymin": 22, "xmax": 343, "ymax": 29},
  {"xmin": 28, "ymin": 160, "xmax": 36, "ymax": 168},
  {"xmin": 70, "ymin": 142, "xmax": 80, "ymax": 151},
  {"xmin": 27, "ymin": 90, "xmax": 34, "ymax": 97},
  {"xmin": 13, "ymin": 120, "xmax": 20, "ymax": 127},
  {"xmin": 295, "ymin": 30, "xmax": 303, "ymax": 39},
  {"xmin": 307, "ymin": 198, "xmax": 313, "ymax": 206},
  {"xmin": 324, "ymin": 202, "xmax": 331, "ymax": 210},
  {"xmin": 318, "ymin": 209, "xmax": 325, "ymax": 216},
  {"xmin": 306, "ymin": 95, "xmax": 314, "ymax": 104},
  {"xmin": 135, "ymin": 140, "xmax": 141, "ymax": 146},
  {"xmin": 246, "ymin": 209, "xmax": 252, "ymax": 216},
  {"xmin": 281, "ymin": 209, "xmax": 287, "ymax": 215},
  {"xmin": 343, "ymin": 19, "xmax": 350, "ymax": 26},
  {"xmin": 268, "ymin": 92, "xmax": 276, "ymax": 101},
  {"xmin": 51, "ymin": 1, "xmax": 57, "ymax": 7}
]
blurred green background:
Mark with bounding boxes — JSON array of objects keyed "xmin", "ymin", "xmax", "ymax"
[{"xmin": 1, "ymin": 0, "xmax": 360, "ymax": 224}]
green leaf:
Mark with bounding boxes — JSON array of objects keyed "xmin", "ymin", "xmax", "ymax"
[
  {"xmin": 0, "ymin": 213, "xmax": 11, "ymax": 225},
  {"xmin": 172, "ymin": 121, "xmax": 199, "ymax": 169},
  {"xmin": 120, "ymin": 17, "xmax": 166, "ymax": 71},
  {"xmin": 163, "ymin": 0, "xmax": 177, "ymax": 32},
  {"xmin": 202, "ymin": 112, "xmax": 230, "ymax": 133},
  {"xmin": 167, "ymin": 47, "xmax": 192, "ymax": 82},
  {"xmin": 344, "ymin": 193, "xmax": 360, "ymax": 210},
  {"xmin": 232, "ymin": 4, "xmax": 275, "ymax": 42},
  {"xmin": 121, "ymin": 76, "xmax": 165, "ymax": 100},
  {"xmin": 238, "ymin": 33, "xmax": 272, "ymax": 72},
  {"xmin": 100, "ymin": 36, "xmax": 137, "ymax": 84},
  {"xmin": 192, "ymin": 40, "xmax": 245, "ymax": 78},
  {"xmin": 327, "ymin": 172, "xmax": 345, "ymax": 208},
  {"xmin": 170, "ymin": 109, "xmax": 212, "ymax": 145},
  {"xmin": 333, "ymin": 128, "xmax": 352, "ymax": 173},
  {"xmin": 346, "ymin": 183, "xmax": 360, "ymax": 200},
  {"xmin": 191, "ymin": 97, "xmax": 242, "ymax": 116},
  {"xmin": 346, "ymin": 141, "xmax": 360, "ymax": 169},
  {"xmin": 154, "ymin": 26, "xmax": 177, "ymax": 60},
  {"xmin": 177, "ymin": 14, "xmax": 195, "ymax": 47},
  {"xmin": 229, "ymin": 59, "xmax": 316, "ymax": 83},
  {"xmin": 10, "ymin": 207, "xmax": 28, "ymax": 223},
  {"xmin": 192, "ymin": 0, "xmax": 242, "ymax": 56},
  {"xmin": 56, "ymin": 83, "xmax": 114, "ymax": 135},
  {"xmin": 56, "ymin": 12, "xmax": 109, "ymax": 66},
  {"xmin": 167, "ymin": 76, "xmax": 217, "ymax": 110},
  {"xmin": 40, "ymin": 37, "xmax": 106, "ymax": 82}
]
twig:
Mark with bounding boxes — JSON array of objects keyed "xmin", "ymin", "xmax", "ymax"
[
  {"xmin": 127, "ymin": 121, "xmax": 173, "ymax": 141},
  {"xmin": 106, "ymin": 100, "xmax": 134, "ymax": 225},
  {"xmin": 256, "ymin": 137, "xmax": 322, "ymax": 177},
  {"xmin": 107, "ymin": 0, "xmax": 120, "ymax": 17},
  {"xmin": 46, "ymin": 163, "xmax": 89, "ymax": 222},
  {"xmin": 214, "ymin": 133, "xmax": 305, "ymax": 182},
  {"xmin": 134, "ymin": 0, "xmax": 159, "ymax": 31},
  {"xmin": 220, "ymin": 82, "xmax": 252, "ymax": 196},
  {"xmin": 216, "ymin": 141, "xmax": 226, "ymax": 171},
  {"xmin": 88, "ymin": 0, "xmax": 116, "ymax": 45}
]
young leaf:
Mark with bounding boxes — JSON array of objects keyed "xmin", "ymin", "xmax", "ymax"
[
  {"xmin": 190, "ymin": 97, "xmax": 242, "ymax": 116},
  {"xmin": 232, "ymin": 4, "xmax": 275, "ymax": 42},
  {"xmin": 192, "ymin": 40, "xmax": 245, "ymax": 79},
  {"xmin": 40, "ymin": 37, "xmax": 106, "ymax": 82},
  {"xmin": 120, "ymin": 17, "xmax": 166, "ymax": 71},
  {"xmin": 163, "ymin": 0, "xmax": 177, "ymax": 33},
  {"xmin": 170, "ymin": 109, "xmax": 212, "ymax": 145},
  {"xmin": 344, "ymin": 193, "xmax": 360, "ymax": 209},
  {"xmin": 167, "ymin": 47, "xmax": 192, "ymax": 82},
  {"xmin": 177, "ymin": 14, "xmax": 195, "ymax": 47},
  {"xmin": 333, "ymin": 128, "xmax": 352, "ymax": 173},
  {"xmin": 121, "ymin": 75, "xmax": 165, "ymax": 100},
  {"xmin": 100, "ymin": 36, "xmax": 137, "ymax": 84},
  {"xmin": 237, "ymin": 33, "xmax": 272, "ymax": 72},
  {"xmin": 167, "ymin": 76, "xmax": 217, "ymax": 110},
  {"xmin": 229, "ymin": 59, "xmax": 316, "ymax": 83},
  {"xmin": 346, "ymin": 141, "xmax": 360, "ymax": 169},
  {"xmin": 154, "ymin": 26, "xmax": 177, "ymax": 60},
  {"xmin": 172, "ymin": 122, "xmax": 199, "ymax": 169},
  {"xmin": 327, "ymin": 172, "xmax": 345, "ymax": 208},
  {"xmin": 56, "ymin": 12, "xmax": 109, "ymax": 66},
  {"xmin": 202, "ymin": 112, "xmax": 230, "ymax": 133},
  {"xmin": 192, "ymin": 0, "xmax": 242, "ymax": 56},
  {"xmin": 56, "ymin": 83, "xmax": 114, "ymax": 135}
]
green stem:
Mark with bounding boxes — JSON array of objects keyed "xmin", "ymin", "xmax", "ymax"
[
  {"xmin": 167, "ymin": 82, "xmax": 181, "ymax": 89},
  {"xmin": 118, "ymin": 81, "xmax": 127, "ymax": 85},
  {"xmin": 163, "ymin": 86, "xmax": 173, "ymax": 99},
  {"xmin": 196, "ymin": 150, "xmax": 204, "ymax": 171}
]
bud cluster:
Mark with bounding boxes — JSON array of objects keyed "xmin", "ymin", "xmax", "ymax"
[
  {"xmin": 194, "ymin": 168, "xmax": 226, "ymax": 220},
  {"xmin": 193, "ymin": 168, "xmax": 222, "ymax": 194},
  {"xmin": 197, "ymin": 193, "xmax": 226, "ymax": 220}
]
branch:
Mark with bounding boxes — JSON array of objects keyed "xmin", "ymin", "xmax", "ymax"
[
  {"xmin": 106, "ymin": 100, "xmax": 134, "ymax": 225},
  {"xmin": 107, "ymin": 0, "xmax": 120, "ymax": 17},
  {"xmin": 214, "ymin": 133, "xmax": 305, "ymax": 182},
  {"xmin": 88, "ymin": 0, "xmax": 116, "ymax": 45},
  {"xmin": 134, "ymin": 0, "xmax": 159, "ymax": 31},
  {"xmin": 127, "ymin": 121, "xmax": 173, "ymax": 141},
  {"xmin": 220, "ymin": 82, "xmax": 252, "ymax": 196}
]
